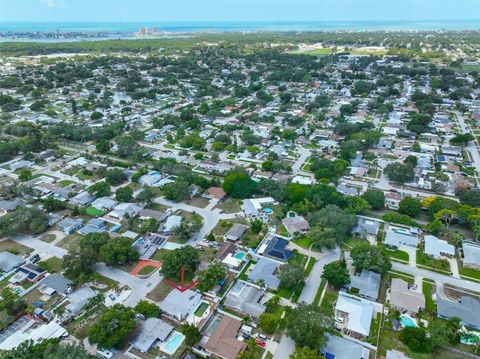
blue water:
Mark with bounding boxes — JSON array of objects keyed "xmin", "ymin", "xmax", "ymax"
[
  {"xmin": 1, "ymin": 20, "xmax": 480, "ymax": 33},
  {"xmin": 235, "ymin": 252, "xmax": 246, "ymax": 260},
  {"xmin": 400, "ymin": 315, "xmax": 417, "ymax": 328},
  {"xmin": 164, "ymin": 333, "xmax": 184, "ymax": 354}
]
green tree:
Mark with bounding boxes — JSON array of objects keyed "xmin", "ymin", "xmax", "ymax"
[
  {"xmin": 18, "ymin": 168, "xmax": 32, "ymax": 181},
  {"xmin": 0, "ymin": 287, "xmax": 27, "ymax": 315},
  {"xmin": 88, "ymin": 304, "xmax": 136, "ymax": 349},
  {"xmin": 384, "ymin": 163, "xmax": 415, "ymax": 184},
  {"xmin": 197, "ymin": 263, "xmax": 227, "ymax": 292},
  {"xmin": 431, "ymin": 317, "xmax": 461, "ymax": 348},
  {"xmin": 287, "ymin": 304, "xmax": 333, "ymax": 349},
  {"xmin": 181, "ymin": 323, "xmax": 201, "ymax": 347},
  {"xmin": 136, "ymin": 187, "xmax": 156, "ymax": 204},
  {"xmin": 427, "ymin": 219, "xmax": 443, "ymax": 235},
  {"xmin": 62, "ymin": 246, "xmax": 97, "ymax": 282},
  {"xmin": 115, "ymin": 186, "xmax": 133, "ymax": 202},
  {"xmin": 99, "ymin": 237, "xmax": 139, "ymax": 266},
  {"xmin": 95, "ymin": 139, "xmax": 110, "ymax": 154},
  {"xmin": 399, "ymin": 327, "xmax": 432, "ymax": 353},
  {"xmin": 1, "ymin": 339, "xmax": 95, "ymax": 359},
  {"xmin": 42, "ymin": 196, "xmax": 66, "ymax": 212},
  {"xmin": 88, "ymin": 181, "xmax": 110, "ymax": 197},
  {"xmin": 134, "ymin": 300, "xmax": 160, "ymax": 318},
  {"xmin": 250, "ymin": 219, "xmax": 263, "ymax": 234},
  {"xmin": 258, "ymin": 312, "xmax": 279, "ymax": 334},
  {"xmin": 278, "ymin": 264, "xmax": 305, "ymax": 290},
  {"xmin": 105, "ymin": 169, "xmax": 128, "ymax": 185},
  {"xmin": 163, "ymin": 180, "xmax": 190, "ymax": 202},
  {"xmin": 223, "ymin": 172, "xmax": 256, "ymax": 199},
  {"xmin": 309, "ymin": 226, "xmax": 337, "ymax": 250},
  {"xmin": 399, "ymin": 196, "xmax": 422, "ymax": 217},
  {"xmin": 362, "ymin": 189, "xmax": 385, "ymax": 210},
  {"xmin": 160, "ymin": 246, "xmax": 199, "ymax": 281},
  {"xmin": 0, "ymin": 207, "xmax": 49, "ymax": 236},
  {"xmin": 321, "ymin": 260, "xmax": 350, "ymax": 289},
  {"xmin": 350, "ymin": 243, "xmax": 392, "ymax": 273},
  {"xmin": 309, "ymin": 205, "xmax": 356, "ymax": 242}
]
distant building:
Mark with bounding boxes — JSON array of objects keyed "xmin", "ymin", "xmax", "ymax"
[
  {"xmin": 281, "ymin": 213, "xmax": 310, "ymax": 237},
  {"xmin": 0, "ymin": 252, "xmax": 25, "ymax": 273}
]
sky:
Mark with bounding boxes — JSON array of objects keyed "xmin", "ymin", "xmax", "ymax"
[{"xmin": 1, "ymin": 0, "xmax": 479, "ymax": 23}]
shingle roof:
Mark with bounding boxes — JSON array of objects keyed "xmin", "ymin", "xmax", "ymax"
[
  {"xmin": 224, "ymin": 281, "xmax": 265, "ymax": 318},
  {"xmin": 437, "ymin": 296, "xmax": 480, "ymax": 329},
  {"xmin": 321, "ymin": 334, "xmax": 370, "ymax": 359},
  {"xmin": 247, "ymin": 258, "xmax": 280, "ymax": 289},
  {"xmin": 40, "ymin": 273, "xmax": 72, "ymax": 294},
  {"xmin": 204, "ymin": 316, "xmax": 247, "ymax": 359},
  {"xmin": 159, "ymin": 289, "xmax": 202, "ymax": 321},
  {"xmin": 348, "ymin": 270, "xmax": 381, "ymax": 300},
  {"xmin": 131, "ymin": 318, "xmax": 174, "ymax": 353},
  {"xmin": 389, "ymin": 279, "xmax": 425, "ymax": 314},
  {"xmin": 0, "ymin": 252, "xmax": 25, "ymax": 272},
  {"xmin": 462, "ymin": 240, "xmax": 480, "ymax": 268}
]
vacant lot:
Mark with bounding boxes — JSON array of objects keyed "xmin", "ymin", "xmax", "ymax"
[
  {"xmin": 0, "ymin": 239, "xmax": 33, "ymax": 256},
  {"xmin": 187, "ymin": 196, "xmax": 210, "ymax": 208},
  {"xmin": 214, "ymin": 198, "xmax": 241, "ymax": 214},
  {"xmin": 56, "ymin": 233, "xmax": 83, "ymax": 251},
  {"xmin": 147, "ymin": 280, "xmax": 174, "ymax": 303}
]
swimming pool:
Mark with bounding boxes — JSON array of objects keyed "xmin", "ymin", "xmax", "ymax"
[
  {"xmin": 235, "ymin": 252, "xmax": 246, "ymax": 260},
  {"xmin": 263, "ymin": 207, "xmax": 273, "ymax": 214},
  {"xmin": 399, "ymin": 315, "xmax": 417, "ymax": 328},
  {"xmin": 161, "ymin": 332, "xmax": 184, "ymax": 355}
]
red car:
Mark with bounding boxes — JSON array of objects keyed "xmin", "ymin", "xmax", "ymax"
[{"xmin": 255, "ymin": 338, "xmax": 266, "ymax": 347}]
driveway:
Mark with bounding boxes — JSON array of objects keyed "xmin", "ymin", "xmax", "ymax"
[
  {"xmin": 291, "ymin": 146, "xmax": 311, "ymax": 174},
  {"xmin": 273, "ymin": 335, "xmax": 295, "ymax": 359}
]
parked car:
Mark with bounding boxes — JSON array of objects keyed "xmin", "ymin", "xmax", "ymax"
[{"xmin": 255, "ymin": 338, "xmax": 266, "ymax": 347}]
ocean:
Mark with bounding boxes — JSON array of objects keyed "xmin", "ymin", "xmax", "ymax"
[{"xmin": 1, "ymin": 20, "xmax": 480, "ymax": 33}]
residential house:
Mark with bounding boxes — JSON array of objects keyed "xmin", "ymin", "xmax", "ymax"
[
  {"xmin": 58, "ymin": 217, "xmax": 84, "ymax": 235},
  {"xmin": 130, "ymin": 318, "xmax": 174, "ymax": 353},
  {"xmin": 321, "ymin": 334, "xmax": 370, "ymax": 359},
  {"xmin": 462, "ymin": 240, "xmax": 480, "ymax": 269},
  {"xmin": 203, "ymin": 187, "xmax": 227, "ymax": 201},
  {"xmin": 352, "ymin": 217, "xmax": 381, "ymax": 242},
  {"xmin": 162, "ymin": 215, "xmax": 182, "ymax": 234},
  {"xmin": 0, "ymin": 252, "xmax": 25, "ymax": 273},
  {"xmin": 204, "ymin": 316, "xmax": 247, "ymax": 359},
  {"xmin": 139, "ymin": 172, "xmax": 162, "ymax": 186},
  {"xmin": 388, "ymin": 278, "xmax": 425, "ymax": 314},
  {"xmin": 334, "ymin": 293, "xmax": 374, "ymax": 338},
  {"xmin": 263, "ymin": 237, "xmax": 293, "ymax": 262},
  {"xmin": 281, "ymin": 213, "xmax": 310, "ymax": 237},
  {"xmin": 215, "ymin": 242, "xmax": 237, "ymax": 262},
  {"xmin": 347, "ymin": 270, "xmax": 381, "ymax": 301},
  {"xmin": 224, "ymin": 223, "xmax": 248, "ymax": 242},
  {"xmin": 224, "ymin": 281, "xmax": 266, "ymax": 318},
  {"xmin": 247, "ymin": 258, "xmax": 280, "ymax": 289},
  {"xmin": 0, "ymin": 199, "xmax": 25, "ymax": 215},
  {"xmin": 424, "ymin": 235, "xmax": 455, "ymax": 259},
  {"xmin": 437, "ymin": 296, "xmax": 480, "ymax": 330},
  {"xmin": 10, "ymin": 160, "xmax": 34, "ymax": 171},
  {"xmin": 70, "ymin": 191, "xmax": 95, "ymax": 207},
  {"xmin": 336, "ymin": 183, "xmax": 360, "ymax": 196},
  {"xmin": 39, "ymin": 273, "xmax": 73, "ymax": 296},
  {"xmin": 384, "ymin": 226, "xmax": 419, "ymax": 248},
  {"xmin": 385, "ymin": 192, "xmax": 402, "ymax": 210},
  {"xmin": 241, "ymin": 197, "xmax": 275, "ymax": 219},
  {"xmin": 65, "ymin": 286, "xmax": 99, "ymax": 317},
  {"xmin": 78, "ymin": 218, "xmax": 107, "ymax": 235},
  {"xmin": 91, "ymin": 197, "xmax": 118, "ymax": 212},
  {"xmin": 159, "ymin": 289, "xmax": 202, "ymax": 322},
  {"xmin": 9, "ymin": 263, "xmax": 46, "ymax": 284},
  {"xmin": 109, "ymin": 203, "xmax": 142, "ymax": 220}
]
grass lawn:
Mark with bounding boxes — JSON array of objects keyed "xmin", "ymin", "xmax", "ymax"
[
  {"xmin": 0, "ymin": 309, "xmax": 15, "ymax": 331},
  {"xmin": 137, "ymin": 265, "xmax": 157, "ymax": 276},
  {"xmin": 38, "ymin": 257, "xmax": 63, "ymax": 273},
  {"xmin": 292, "ymin": 237, "xmax": 312, "ymax": 250},
  {"xmin": 194, "ymin": 302, "xmax": 209, "ymax": 317},
  {"xmin": 58, "ymin": 179, "xmax": 75, "ymax": 186},
  {"xmin": 212, "ymin": 220, "xmax": 234, "ymax": 237},
  {"xmin": 39, "ymin": 234, "xmax": 57, "ymax": 243},
  {"xmin": 380, "ymin": 245, "xmax": 409, "ymax": 262},
  {"xmin": 278, "ymin": 225, "xmax": 289, "ymax": 238},
  {"xmin": 146, "ymin": 203, "xmax": 170, "ymax": 212},
  {"xmin": 251, "ymin": 345, "xmax": 265, "ymax": 359},
  {"xmin": 150, "ymin": 248, "xmax": 170, "ymax": 262},
  {"xmin": 85, "ymin": 206, "xmax": 104, "ymax": 217},
  {"xmin": 199, "ymin": 247, "xmax": 217, "ymax": 263},
  {"xmin": 0, "ymin": 239, "xmax": 33, "ymax": 256},
  {"xmin": 305, "ymin": 257, "xmax": 316, "ymax": 276},
  {"xmin": 56, "ymin": 233, "xmax": 83, "ymax": 250},
  {"xmin": 289, "ymin": 251, "xmax": 308, "ymax": 268},
  {"xmin": 187, "ymin": 196, "xmax": 210, "ymax": 209},
  {"xmin": 319, "ymin": 286, "xmax": 338, "ymax": 314},
  {"xmin": 416, "ymin": 250, "xmax": 450, "ymax": 273},
  {"xmin": 238, "ymin": 260, "xmax": 255, "ymax": 280},
  {"xmin": 378, "ymin": 326, "xmax": 432, "ymax": 359},
  {"xmin": 265, "ymin": 352, "xmax": 273, "ymax": 359},
  {"xmin": 214, "ymin": 198, "xmax": 242, "ymax": 214},
  {"xmin": 458, "ymin": 264, "xmax": 480, "ymax": 281},
  {"xmin": 367, "ymin": 312, "xmax": 382, "ymax": 345},
  {"xmin": 341, "ymin": 237, "xmax": 367, "ymax": 251},
  {"xmin": 146, "ymin": 280, "xmax": 174, "ymax": 303},
  {"xmin": 313, "ymin": 279, "xmax": 327, "ymax": 306},
  {"xmin": 422, "ymin": 280, "xmax": 436, "ymax": 313}
]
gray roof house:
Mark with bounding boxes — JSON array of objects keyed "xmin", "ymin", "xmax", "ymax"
[
  {"xmin": 0, "ymin": 252, "xmax": 25, "ymax": 273},
  {"xmin": 159, "ymin": 289, "xmax": 202, "ymax": 322},
  {"xmin": 247, "ymin": 258, "xmax": 280, "ymax": 289},
  {"xmin": 334, "ymin": 293, "xmax": 374, "ymax": 338},
  {"xmin": 224, "ymin": 281, "xmax": 266, "ymax": 318},
  {"xmin": 347, "ymin": 270, "xmax": 381, "ymax": 301},
  {"xmin": 462, "ymin": 240, "xmax": 480, "ymax": 269},
  {"xmin": 109, "ymin": 203, "xmax": 142, "ymax": 220},
  {"xmin": 66, "ymin": 286, "xmax": 98, "ymax": 316},
  {"xmin": 437, "ymin": 296, "xmax": 480, "ymax": 330},
  {"xmin": 281, "ymin": 214, "xmax": 310, "ymax": 237},
  {"xmin": 384, "ymin": 226, "xmax": 419, "ymax": 248},
  {"xmin": 224, "ymin": 223, "xmax": 248, "ymax": 242},
  {"xmin": 321, "ymin": 334, "xmax": 370, "ymax": 359},
  {"xmin": 58, "ymin": 217, "xmax": 84, "ymax": 234},
  {"xmin": 130, "ymin": 317, "xmax": 174, "ymax": 353},
  {"xmin": 70, "ymin": 191, "xmax": 95, "ymax": 207},
  {"xmin": 0, "ymin": 199, "xmax": 25, "ymax": 215},
  {"xmin": 336, "ymin": 184, "xmax": 360, "ymax": 196},
  {"xmin": 424, "ymin": 235, "xmax": 455, "ymax": 259},
  {"xmin": 39, "ymin": 274, "xmax": 73, "ymax": 295},
  {"xmin": 91, "ymin": 197, "xmax": 118, "ymax": 211},
  {"xmin": 352, "ymin": 217, "xmax": 381, "ymax": 240},
  {"xmin": 78, "ymin": 218, "xmax": 107, "ymax": 235},
  {"xmin": 162, "ymin": 215, "xmax": 182, "ymax": 233}
]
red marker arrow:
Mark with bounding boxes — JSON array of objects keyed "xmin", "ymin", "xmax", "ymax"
[{"xmin": 165, "ymin": 265, "xmax": 197, "ymax": 293}]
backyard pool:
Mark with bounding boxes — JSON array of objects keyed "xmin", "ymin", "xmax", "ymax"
[
  {"xmin": 263, "ymin": 207, "xmax": 273, "ymax": 214},
  {"xmin": 161, "ymin": 332, "xmax": 184, "ymax": 355},
  {"xmin": 399, "ymin": 315, "xmax": 417, "ymax": 328},
  {"xmin": 235, "ymin": 252, "xmax": 246, "ymax": 260}
]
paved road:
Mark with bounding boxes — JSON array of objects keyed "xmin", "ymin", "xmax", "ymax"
[
  {"xmin": 392, "ymin": 262, "xmax": 480, "ymax": 292},
  {"xmin": 298, "ymin": 249, "xmax": 340, "ymax": 304},
  {"xmin": 291, "ymin": 146, "xmax": 311, "ymax": 174},
  {"xmin": 273, "ymin": 335, "xmax": 296, "ymax": 359},
  {"xmin": 154, "ymin": 197, "xmax": 221, "ymax": 246},
  {"xmin": 10, "ymin": 234, "xmax": 161, "ymax": 307}
]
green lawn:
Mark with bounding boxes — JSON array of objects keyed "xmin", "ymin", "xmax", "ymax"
[
  {"xmin": 292, "ymin": 237, "xmax": 312, "ymax": 250},
  {"xmin": 238, "ymin": 260, "xmax": 255, "ymax": 281},
  {"xmin": 381, "ymin": 245, "xmax": 409, "ymax": 262},
  {"xmin": 305, "ymin": 257, "xmax": 316, "ymax": 276},
  {"xmin": 214, "ymin": 198, "xmax": 241, "ymax": 214},
  {"xmin": 137, "ymin": 265, "xmax": 157, "ymax": 276},
  {"xmin": 194, "ymin": 302, "xmax": 209, "ymax": 317},
  {"xmin": 422, "ymin": 280, "xmax": 436, "ymax": 313},
  {"xmin": 367, "ymin": 312, "xmax": 382, "ymax": 345},
  {"xmin": 85, "ymin": 206, "xmax": 104, "ymax": 217},
  {"xmin": 341, "ymin": 238, "xmax": 367, "ymax": 250},
  {"xmin": 319, "ymin": 287, "xmax": 337, "ymax": 314},
  {"xmin": 458, "ymin": 264, "xmax": 480, "ymax": 281},
  {"xmin": 38, "ymin": 257, "xmax": 63, "ymax": 273},
  {"xmin": 313, "ymin": 279, "xmax": 327, "ymax": 306},
  {"xmin": 279, "ymin": 225, "xmax": 289, "ymax": 238},
  {"xmin": 416, "ymin": 250, "xmax": 450, "ymax": 273},
  {"xmin": 289, "ymin": 251, "xmax": 307, "ymax": 268},
  {"xmin": 58, "ymin": 180, "xmax": 75, "ymax": 186}
]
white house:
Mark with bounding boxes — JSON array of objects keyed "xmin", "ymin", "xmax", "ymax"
[{"xmin": 424, "ymin": 235, "xmax": 455, "ymax": 259}]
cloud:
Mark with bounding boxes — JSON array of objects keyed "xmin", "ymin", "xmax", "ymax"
[{"xmin": 41, "ymin": 0, "xmax": 57, "ymax": 8}]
